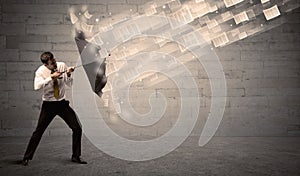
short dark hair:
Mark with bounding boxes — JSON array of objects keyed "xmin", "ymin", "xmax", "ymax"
[{"xmin": 40, "ymin": 51, "xmax": 54, "ymax": 64}]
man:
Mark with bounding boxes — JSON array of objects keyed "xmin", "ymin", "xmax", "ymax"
[{"xmin": 22, "ymin": 52, "xmax": 87, "ymax": 166}]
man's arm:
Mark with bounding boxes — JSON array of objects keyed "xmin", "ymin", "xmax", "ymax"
[
  {"xmin": 64, "ymin": 63, "xmax": 74, "ymax": 87},
  {"xmin": 34, "ymin": 71, "xmax": 52, "ymax": 90}
]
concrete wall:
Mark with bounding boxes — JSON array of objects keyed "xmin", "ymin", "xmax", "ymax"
[{"xmin": 0, "ymin": 0, "xmax": 299, "ymax": 137}]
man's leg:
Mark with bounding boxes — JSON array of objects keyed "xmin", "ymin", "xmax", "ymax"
[
  {"xmin": 58, "ymin": 100, "xmax": 86, "ymax": 164},
  {"xmin": 23, "ymin": 102, "xmax": 56, "ymax": 161}
]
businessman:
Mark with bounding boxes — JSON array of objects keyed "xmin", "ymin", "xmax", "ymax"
[{"xmin": 22, "ymin": 51, "xmax": 87, "ymax": 166}]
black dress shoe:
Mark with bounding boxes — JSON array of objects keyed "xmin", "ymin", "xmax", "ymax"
[
  {"xmin": 22, "ymin": 159, "xmax": 29, "ymax": 166},
  {"xmin": 71, "ymin": 156, "xmax": 87, "ymax": 164}
]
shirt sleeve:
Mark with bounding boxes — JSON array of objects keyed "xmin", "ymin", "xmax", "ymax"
[
  {"xmin": 63, "ymin": 63, "xmax": 73, "ymax": 87},
  {"xmin": 34, "ymin": 70, "xmax": 52, "ymax": 90}
]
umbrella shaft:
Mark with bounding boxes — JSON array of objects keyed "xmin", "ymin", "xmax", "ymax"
[{"xmin": 60, "ymin": 64, "xmax": 83, "ymax": 73}]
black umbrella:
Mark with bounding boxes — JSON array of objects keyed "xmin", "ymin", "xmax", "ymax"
[{"xmin": 74, "ymin": 30, "xmax": 107, "ymax": 97}]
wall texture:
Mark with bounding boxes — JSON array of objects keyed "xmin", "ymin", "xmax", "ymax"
[{"xmin": 0, "ymin": 0, "xmax": 299, "ymax": 137}]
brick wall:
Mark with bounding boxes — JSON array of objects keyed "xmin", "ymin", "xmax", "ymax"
[{"xmin": 0, "ymin": 0, "xmax": 299, "ymax": 137}]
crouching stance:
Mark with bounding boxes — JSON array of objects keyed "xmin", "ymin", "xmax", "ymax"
[{"xmin": 22, "ymin": 52, "xmax": 87, "ymax": 166}]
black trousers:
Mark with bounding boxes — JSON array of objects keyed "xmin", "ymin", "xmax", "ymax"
[{"xmin": 23, "ymin": 99, "xmax": 82, "ymax": 160}]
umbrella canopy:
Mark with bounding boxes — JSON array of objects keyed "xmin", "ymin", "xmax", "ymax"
[{"xmin": 75, "ymin": 30, "xmax": 107, "ymax": 97}]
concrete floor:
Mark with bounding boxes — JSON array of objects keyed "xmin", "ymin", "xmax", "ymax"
[{"xmin": 0, "ymin": 136, "xmax": 299, "ymax": 176}]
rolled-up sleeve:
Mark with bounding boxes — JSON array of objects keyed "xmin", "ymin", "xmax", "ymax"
[
  {"xmin": 63, "ymin": 63, "xmax": 73, "ymax": 87},
  {"xmin": 65, "ymin": 76, "xmax": 73, "ymax": 87}
]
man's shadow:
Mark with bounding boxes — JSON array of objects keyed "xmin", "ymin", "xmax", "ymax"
[
  {"xmin": 1, "ymin": 158, "xmax": 77, "ymax": 166},
  {"xmin": 0, "ymin": 158, "xmax": 23, "ymax": 165}
]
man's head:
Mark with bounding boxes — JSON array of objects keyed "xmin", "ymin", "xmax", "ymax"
[{"xmin": 40, "ymin": 51, "xmax": 57, "ymax": 70}]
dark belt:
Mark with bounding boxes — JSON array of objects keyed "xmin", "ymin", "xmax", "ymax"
[{"xmin": 43, "ymin": 99, "xmax": 66, "ymax": 104}]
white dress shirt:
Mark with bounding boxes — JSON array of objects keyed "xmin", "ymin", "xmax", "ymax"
[{"xmin": 34, "ymin": 62, "xmax": 73, "ymax": 101}]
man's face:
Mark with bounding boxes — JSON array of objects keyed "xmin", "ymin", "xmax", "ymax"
[{"xmin": 45, "ymin": 58, "xmax": 57, "ymax": 71}]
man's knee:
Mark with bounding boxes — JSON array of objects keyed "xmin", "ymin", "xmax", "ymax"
[
  {"xmin": 72, "ymin": 126, "xmax": 82, "ymax": 134},
  {"xmin": 32, "ymin": 126, "xmax": 47, "ymax": 136}
]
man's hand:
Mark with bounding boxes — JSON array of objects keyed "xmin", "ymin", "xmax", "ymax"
[
  {"xmin": 51, "ymin": 71, "xmax": 62, "ymax": 79},
  {"xmin": 67, "ymin": 67, "xmax": 75, "ymax": 77}
]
